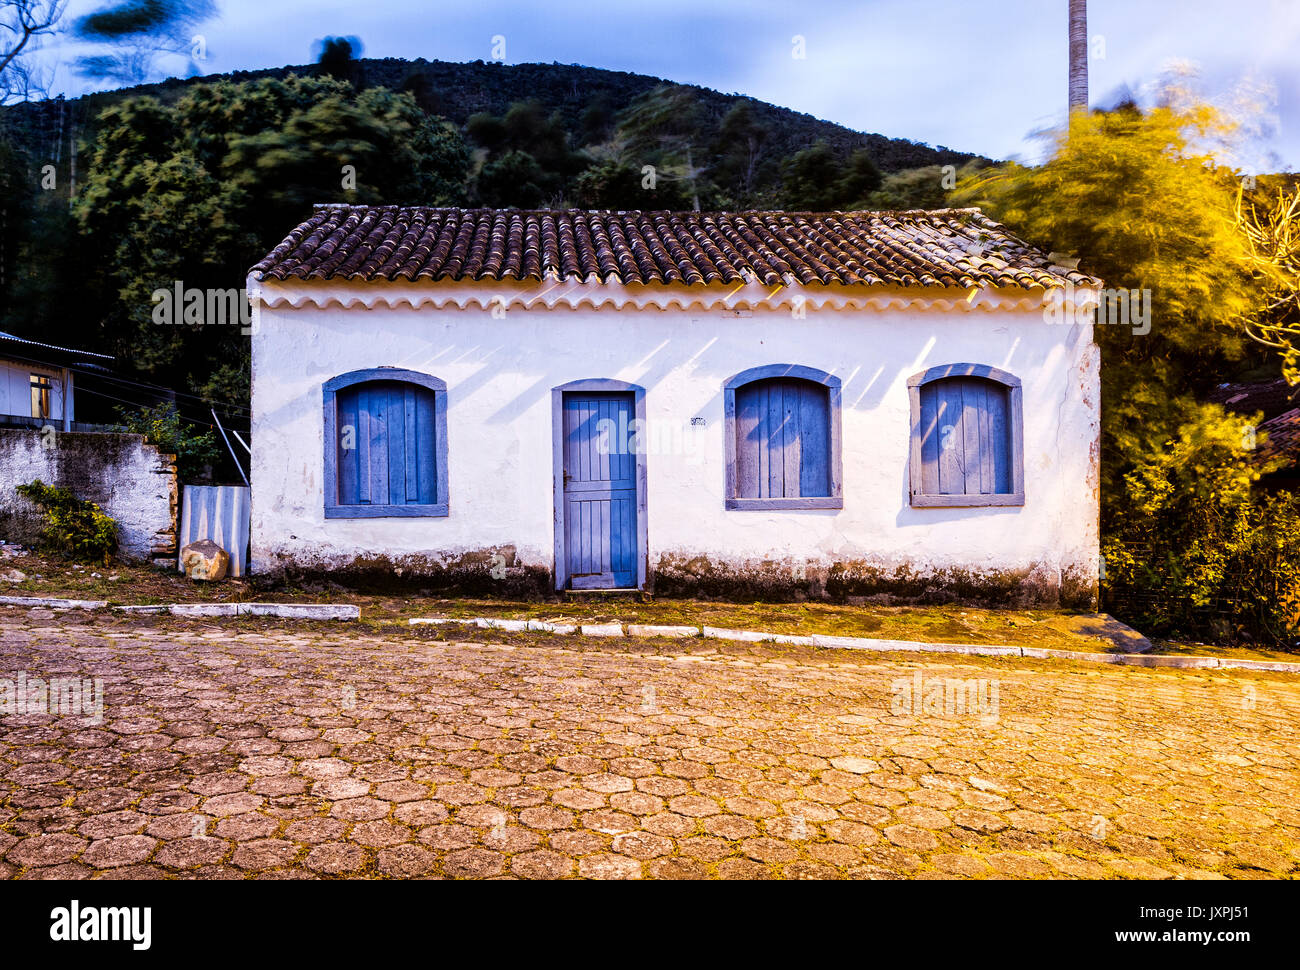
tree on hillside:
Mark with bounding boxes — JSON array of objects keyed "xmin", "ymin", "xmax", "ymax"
[
  {"xmin": 477, "ymin": 149, "xmax": 550, "ymax": 208},
  {"xmin": 865, "ymin": 161, "xmax": 987, "ymax": 210},
  {"xmin": 579, "ymin": 92, "xmax": 618, "ymax": 145},
  {"xmin": 570, "ymin": 157, "xmax": 691, "ymax": 211},
  {"xmin": 779, "ymin": 142, "xmax": 881, "ymax": 210},
  {"xmin": 315, "ymin": 35, "xmax": 363, "ymax": 87},
  {"xmin": 712, "ymin": 100, "xmax": 768, "ymax": 204},
  {"xmin": 617, "ymin": 85, "xmax": 710, "ymax": 211},
  {"xmin": 399, "ymin": 66, "xmax": 442, "ymax": 115},
  {"xmin": 74, "ymin": 74, "xmax": 469, "ymax": 403},
  {"xmin": 466, "ymin": 99, "xmax": 587, "ymax": 207},
  {"xmin": 778, "ymin": 142, "xmax": 842, "ymax": 210},
  {"xmin": 836, "ymin": 149, "xmax": 884, "ymax": 206}
]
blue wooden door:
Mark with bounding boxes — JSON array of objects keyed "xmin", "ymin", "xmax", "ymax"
[{"xmin": 562, "ymin": 392, "xmax": 637, "ymax": 589}]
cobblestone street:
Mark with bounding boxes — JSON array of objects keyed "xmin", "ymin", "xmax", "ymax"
[{"xmin": 2, "ymin": 611, "xmax": 1298, "ymax": 879}]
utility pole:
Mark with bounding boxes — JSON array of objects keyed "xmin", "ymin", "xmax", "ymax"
[{"xmin": 1069, "ymin": 0, "xmax": 1089, "ymax": 112}]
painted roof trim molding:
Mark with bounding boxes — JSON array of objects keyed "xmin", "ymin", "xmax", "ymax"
[{"xmin": 246, "ymin": 276, "xmax": 1101, "ymax": 315}]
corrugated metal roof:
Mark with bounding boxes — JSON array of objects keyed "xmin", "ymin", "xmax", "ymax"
[{"xmin": 0, "ymin": 331, "xmax": 114, "ymax": 362}]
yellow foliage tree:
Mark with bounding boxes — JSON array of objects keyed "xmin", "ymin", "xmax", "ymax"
[{"xmin": 1236, "ymin": 182, "xmax": 1300, "ymax": 384}]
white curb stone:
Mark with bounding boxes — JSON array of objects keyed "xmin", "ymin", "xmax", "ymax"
[
  {"xmin": 527, "ymin": 619, "xmax": 578, "ymax": 634},
  {"xmin": 917, "ymin": 642, "xmax": 1023, "ymax": 658},
  {"xmin": 1040, "ymin": 648, "xmax": 1125, "ymax": 664},
  {"xmin": 1218, "ymin": 658, "xmax": 1300, "ymax": 672},
  {"xmin": 1114, "ymin": 653, "xmax": 1221, "ymax": 669},
  {"xmin": 626, "ymin": 624, "xmax": 699, "ymax": 638},
  {"xmin": 169, "ymin": 603, "xmax": 242, "ymax": 617},
  {"xmin": 398, "ymin": 614, "xmax": 1300, "ymax": 674},
  {"xmin": 811, "ymin": 634, "xmax": 923, "ymax": 651},
  {"xmin": 580, "ymin": 622, "xmax": 625, "ymax": 636},
  {"xmin": 241, "ymin": 603, "xmax": 359, "ymax": 620},
  {"xmin": 703, "ymin": 626, "xmax": 780, "ymax": 643},
  {"xmin": 474, "ymin": 617, "xmax": 530, "ymax": 632},
  {"xmin": 114, "ymin": 602, "xmax": 359, "ymax": 620},
  {"xmin": 1018, "ymin": 647, "xmax": 1053, "ymax": 659},
  {"xmin": 0, "ymin": 595, "xmax": 108, "ymax": 609}
]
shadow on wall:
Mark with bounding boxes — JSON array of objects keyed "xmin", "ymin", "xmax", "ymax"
[{"xmin": 268, "ymin": 313, "xmax": 1067, "ymax": 532}]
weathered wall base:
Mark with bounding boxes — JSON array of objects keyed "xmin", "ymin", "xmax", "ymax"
[
  {"xmin": 652, "ymin": 553, "xmax": 1098, "ymax": 609},
  {"xmin": 251, "ymin": 542, "xmax": 1097, "ymax": 609},
  {"xmin": 251, "ymin": 544, "xmax": 553, "ymax": 596},
  {"xmin": 0, "ymin": 429, "xmax": 178, "ymax": 561}
]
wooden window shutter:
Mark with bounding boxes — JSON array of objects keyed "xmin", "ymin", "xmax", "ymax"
[
  {"xmin": 336, "ymin": 380, "xmax": 438, "ymax": 506},
  {"xmin": 734, "ymin": 378, "xmax": 832, "ymax": 499},
  {"xmin": 918, "ymin": 377, "xmax": 1012, "ymax": 496}
]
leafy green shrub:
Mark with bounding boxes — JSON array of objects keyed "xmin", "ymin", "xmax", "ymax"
[
  {"xmin": 111, "ymin": 403, "xmax": 221, "ymax": 482},
  {"xmin": 15, "ymin": 480, "xmax": 119, "ymax": 564},
  {"xmin": 1102, "ymin": 404, "xmax": 1300, "ymax": 647}
]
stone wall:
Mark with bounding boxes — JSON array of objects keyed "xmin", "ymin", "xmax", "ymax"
[{"xmin": 0, "ymin": 429, "xmax": 178, "ymax": 561}]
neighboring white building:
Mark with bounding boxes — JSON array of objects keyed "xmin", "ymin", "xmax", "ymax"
[
  {"xmin": 0, "ymin": 331, "xmax": 106, "ymax": 429},
  {"xmin": 0, "ymin": 334, "xmax": 177, "ymax": 562},
  {"xmin": 247, "ymin": 206, "xmax": 1101, "ymax": 606}
]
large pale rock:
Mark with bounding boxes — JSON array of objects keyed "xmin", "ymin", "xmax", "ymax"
[
  {"xmin": 0, "ymin": 568, "xmax": 26, "ymax": 583},
  {"xmin": 181, "ymin": 540, "xmax": 229, "ymax": 581}
]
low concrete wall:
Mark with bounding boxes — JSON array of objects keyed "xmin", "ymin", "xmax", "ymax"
[{"xmin": 0, "ymin": 429, "xmax": 178, "ymax": 561}]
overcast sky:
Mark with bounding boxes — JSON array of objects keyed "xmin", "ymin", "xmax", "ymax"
[{"xmin": 36, "ymin": 0, "xmax": 1300, "ymax": 170}]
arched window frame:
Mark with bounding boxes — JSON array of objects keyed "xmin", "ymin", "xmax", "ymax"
[
  {"xmin": 907, "ymin": 363, "xmax": 1024, "ymax": 508},
  {"xmin": 322, "ymin": 367, "xmax": 449, "ymax": 518},
  {"xmin": 723, "ymin": 364, "xmax": 843, "ymax": 511}
]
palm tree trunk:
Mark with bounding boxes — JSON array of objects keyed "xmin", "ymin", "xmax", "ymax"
[{"xmin": 1069, "ymin": 0, "xmax": 1089, "ymax": 111}]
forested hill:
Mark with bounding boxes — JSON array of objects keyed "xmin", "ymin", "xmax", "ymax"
[
  {"xmin": 340, "ymin": 58, "xmax": 985, "ymax": 173},
  {"xmin": 3, "ymin": 57, "xmax": 987, "ymax": 182},
  {"xmin": 0, "ymin": 56, "xmax": 992, "ymax": 407}
]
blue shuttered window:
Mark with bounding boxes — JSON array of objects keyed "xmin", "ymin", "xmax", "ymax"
[
  {"xmin": 323, "ymin": 369, "xmax": 448, "ymax": 518},
  {"xmin": 336, "ymin": 381, "xmax": 438, "ymax": 506},
  {"xmin": 735, "ymin": 378, "xmax": 831, "ymax": 499},
  {"xmin": 724, "ymin": 366, "xmax": 843, "ymax": 510},
  {"xmin": 908, "ymin": 365, "xmax": 1024, "ymax": 508},
  {"xmin": 918, "ymin": 378, "xmax": 1012, "ymax": 496}
]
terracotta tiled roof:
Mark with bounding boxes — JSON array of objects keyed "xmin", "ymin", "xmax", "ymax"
[
  {"xmin": 1258, "ymin": 407, "xmax": 1300, "ymax": 464},
  {"xmin": 250, "ymin": 206, "xmax": 1100, "ymax": 290}
]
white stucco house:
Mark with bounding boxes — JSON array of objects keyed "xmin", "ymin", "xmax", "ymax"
[{"xmin": 247, "ymin": 205, "xmax": 1101, "ymax": 606}]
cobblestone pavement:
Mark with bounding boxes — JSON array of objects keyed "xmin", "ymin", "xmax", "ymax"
[{"xmin": 2, "ymin": 611, "xmax": 1299, "ymax": 879}]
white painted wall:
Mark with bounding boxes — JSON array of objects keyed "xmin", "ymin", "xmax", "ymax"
[
  {"xmin": 0, "ymin": 359, "xmax": 67, "ymax": 422},
  {"xmin": 249, "ymin": 284, "xmax": 1099, "ymax": 596}
]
